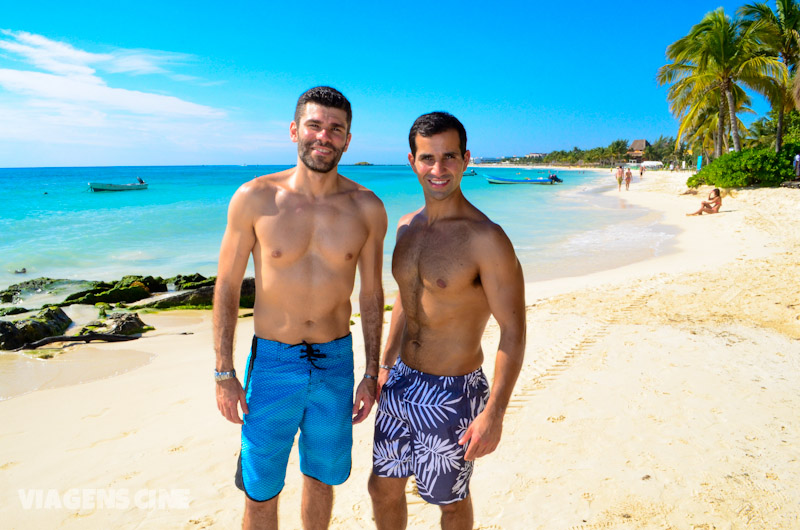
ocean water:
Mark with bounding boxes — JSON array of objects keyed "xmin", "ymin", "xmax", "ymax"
[{"xmin": 0, "ymin": 165, "xmax": 675, "ymax": 297}]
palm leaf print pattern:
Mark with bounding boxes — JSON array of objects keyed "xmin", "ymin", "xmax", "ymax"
[{"xmin": 372, "ymin": 359, "xmax": 490, "ymax": 504}]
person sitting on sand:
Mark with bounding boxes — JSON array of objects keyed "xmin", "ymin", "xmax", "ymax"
[{"xmin": 687, "ymin": 188, "xmax": 722, "ymax": 216}]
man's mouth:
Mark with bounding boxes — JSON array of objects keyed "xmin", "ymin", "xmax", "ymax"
[
  {"xmin": 429, "ymin": 178, "xmax": 449, "ymax": 188},
  {"xmin": 312, "ymin": 143, "xmax": 334, "ymax": 156}
]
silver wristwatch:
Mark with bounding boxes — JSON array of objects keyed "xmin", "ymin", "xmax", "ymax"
[{"xmin": 214, "ymin": 369, "xmax": 236, "ymax": 383}]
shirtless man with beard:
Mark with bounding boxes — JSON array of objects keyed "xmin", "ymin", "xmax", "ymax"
[{"xmin": 214, "ymin": 86, "xmax": 387, "ymax": 529}]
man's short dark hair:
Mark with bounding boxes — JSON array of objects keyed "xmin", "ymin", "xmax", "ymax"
[
  {"xmin": 294, "ymin": 86, "xmax": 352, "ymax": 131},
  {"xmin": 408, "ymin": 112, "xmax": 467, "ymax": 158}
]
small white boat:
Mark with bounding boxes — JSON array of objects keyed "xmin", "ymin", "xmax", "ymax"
[
  {"xmin": 88, "ymin": 178, "xmax": 148, "ymax": 192},
  {"xmin": 485, "ymin": 174, "xmax": 561, "ymax": 185}
]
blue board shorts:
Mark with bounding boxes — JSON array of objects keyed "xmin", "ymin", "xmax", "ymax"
[
  {"xmin": 235, "ymin": 334, "xmax": 354, "ymax": 502},
  {"xmin": 372, "ymin": 358, "xmax": 490, "ymax": 505}
]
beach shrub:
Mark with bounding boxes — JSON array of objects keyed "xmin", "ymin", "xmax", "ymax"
[{"xmin": 689, "ymin": 145, "xmax": 796, "ymax": 188}]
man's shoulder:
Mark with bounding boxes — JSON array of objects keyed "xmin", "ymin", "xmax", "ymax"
[{"xmin": 236, "ymin": 170, "xmax": 292, "ymax": 198}]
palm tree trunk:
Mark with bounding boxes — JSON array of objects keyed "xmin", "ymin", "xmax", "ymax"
[
  {"xmin": 715, "ymin": 107, "xmax": 724, "ymax": 158},
  {"xmin": 776, "ymin": 103, "xmax": 784, "ymax": 154},
  {"xmin": 723, "ymin": 83, "xmax": 741, "ymax": 152}
]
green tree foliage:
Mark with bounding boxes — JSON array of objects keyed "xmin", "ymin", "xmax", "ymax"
[
  {"xmin": 658, "ymin": 8, "xmax": 786, "ymax": 155},
  {"xmin": 740, "ymin": 0, "xmax": 800, "ymax": 152},
  {"xmin": 687, "ymin": 140, "xmax": 800, "ymax": 187}
]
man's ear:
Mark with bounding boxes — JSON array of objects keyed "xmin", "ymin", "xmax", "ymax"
[{"xmin": 290, "ymin": 121, "xmax": 298, "ymax": 143}]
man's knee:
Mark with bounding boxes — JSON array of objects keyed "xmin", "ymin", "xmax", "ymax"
[
  {"xmin": 368, "ymin": 473, "xmax": 405, "ymax": 502},
  {"xmin": 439, "ymin": 495, "xmax": 471, "ymax": 515},
  {"xmin": 245, "ymin": 495, "xmax": 278, "ymax": 516},
  {"xmin": 303, "ymin": 474, "xmax": 333, "ymax": 494}
]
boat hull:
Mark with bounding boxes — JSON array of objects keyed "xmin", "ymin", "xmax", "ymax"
[
  {"xmin": 485, "ymin": 176, "xmax": 556, "ymax": 184},
  {"xmin": 88, "ymin": 182, "xmax": 148, "ymax": 192}
]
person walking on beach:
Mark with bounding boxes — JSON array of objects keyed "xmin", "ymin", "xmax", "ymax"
[
  {"xmin": 639, "ymin": 165, "xmax": 644, "ymax": 180},
  {"xmin": 687, "ymin": 188, "xmax": 722, "ymax": 216},
  {"xmin": 368, "ymin": 112, "xmax": 526, "ymax": 530},
  {"xmin": 794, "ymin": 152, "xmax": 800, "ymax": 178},
  {"xmin": 625, "ymin": 167, "xmax": 632, "ymax": 190},
  {"xmin": 615, "ymin": 165, "xmax": 624, "ymax": 191},
  {"xmin": 213, "ymin": 86, "xmax": 387, "ymax": 529}
]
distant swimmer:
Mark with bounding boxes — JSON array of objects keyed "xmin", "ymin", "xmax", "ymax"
[{"xmin": 687, "ymin": 188, "xmax": 722, "ymax": 216}]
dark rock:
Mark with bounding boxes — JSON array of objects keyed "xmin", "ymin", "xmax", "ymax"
[
  {"xmin": 106, "ymin": 313, "xmax": 150, "ymax": 335},
  {"xmin": 79, "ymin": 312, "xmax": 150, "ymax": 336},
  {"xmin": 169, "ymin": 273, "xmax": 215, "ymax": 290},
  {"xmin": 142, "ymin": 285, "xmax": 215, "ymax": 309},
  {"xmin": 0, "ymin": 321, "xmax": 24, "ymax": 350},
  {"xmin": 240, "ymin": 277, "xmax": 255, "ymax": 309},
  {"xmin": 139, "ymin": 277, "xmax": 254, "ymax": 309},
  {"xmin": 0, "ymin": 307, "xmax": 29, "ymax": 317},
  {"xmin": 64, "ymin": 288, "xmax": 106, "ymax": 303},
  {"xmin": 66, "ymin": 285, "xmax": 151, "ymax": 305},
  {"xmin": 116, "ymin": 275, "xmax": 167, "ymax": 293},
  {"xmin": 0, "ymin": 307, "xmax": 72, "ymax": 350},
  {"xmin": 180, "ymin": 278, "xmax": 217, "ymax": 290}
]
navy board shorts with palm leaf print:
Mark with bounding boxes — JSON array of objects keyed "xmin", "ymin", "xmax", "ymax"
[{"xmin": 372, "ymin": 358, "xmax": 489, "ymax": 505}]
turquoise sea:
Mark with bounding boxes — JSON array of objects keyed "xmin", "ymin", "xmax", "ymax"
[{"xmin": 0, "ymin": 165, "xmax": 675, "ymax": 297}]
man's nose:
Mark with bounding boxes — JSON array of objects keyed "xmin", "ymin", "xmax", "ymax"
[{"xmin": 431, "ymin": 160, "xmax": 446, "ymax": 176}]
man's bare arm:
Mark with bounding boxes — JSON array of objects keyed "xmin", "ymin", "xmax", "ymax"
[
  {"xmin": 376, "ymin": 294, "xmax": 405, "ymax": 402},
  {"xmin": 213, "ymin": 185, "xmax": 257, "ymax": 425},
  {"xmin": 352, "ymin": 194, "xmax": 388, "ymax": 424},
  {"xmin": 460, "ymin": 226, "xmax": 526, "ymax": 461}
]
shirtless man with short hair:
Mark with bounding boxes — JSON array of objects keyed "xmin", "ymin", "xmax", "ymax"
[
  {"xmin": 213, "ymin": 86, "xmax": 387, "ymax": 529},
  {"xmin": 368, "ymin": 112, "xmax": 526, "ymax": 529}
]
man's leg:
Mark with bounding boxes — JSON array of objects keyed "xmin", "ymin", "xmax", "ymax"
[
  {"xmin": 301, "ymin": 475, "xmax": 333, "ymax": 530},
  {"xmin": 243, "ymin": 496, "xmax": 278, "ymax": 530},
  {"xmin": 439, "ymin": 495, "xmax": 473, "ymax": 530},
  {"xmin": 368, "ymin": 473, "xmax": 409, "ymax": 530}
]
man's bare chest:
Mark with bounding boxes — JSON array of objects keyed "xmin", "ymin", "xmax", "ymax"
[
  {"xmin": 254, "ymin": 203, "xmax": 367, "ymax": 265},
  {"xmin": 393, "ymin": 226, "xmax": 479, "ymax": 292}
]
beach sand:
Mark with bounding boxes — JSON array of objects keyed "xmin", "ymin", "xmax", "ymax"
[{"xmin": 1, "ymin": 170, "xmax": 799, "ymax": 529}]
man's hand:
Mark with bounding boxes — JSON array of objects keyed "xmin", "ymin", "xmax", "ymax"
[
  {"xmin": 458, "ymin": 408, "xmax": 503, "ymax": 461},
  {"xmin": 376, "ymin": 367, "xmax": 391, "ymax": 403},
  {"xmin": 352, "ymin": 377, "xmax": 377, "ymax": 424},
  {"xmin": 216, "ymin": 378, "xmax": 249, "ymax": 424}
]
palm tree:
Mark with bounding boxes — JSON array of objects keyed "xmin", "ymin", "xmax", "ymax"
[
  {"xmin": 740, "ymin": 0, "xmax": 800, "ymax": 152},
  {"xmin": 658, "ymin": 8, "xmax": 786, "ymax": 154}
]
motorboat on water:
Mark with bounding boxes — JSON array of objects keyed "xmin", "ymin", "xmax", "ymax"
[
  {"xmin": 485, "ymin": 173, "xmax": 562, "ymax": 185},
  {"xmin": 88, "ymin": 177, "xmax": 148, "ymax": 192},
  {"xmin": 463, "ymin": 169, "xmax": 478, "ymax": 176}
]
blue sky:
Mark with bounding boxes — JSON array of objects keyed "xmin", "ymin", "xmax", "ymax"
[{"xmin": 0, "ymin": 0, "xmax": 772, "ymax": 167}]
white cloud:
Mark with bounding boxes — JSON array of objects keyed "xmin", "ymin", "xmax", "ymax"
[
  {"xmin": 0, "ymin": 68, "xmax": 223, "ymax": 117},
  {"xmin": 0, "ymin": 29, "xmax": 254, "ymax": 163}
]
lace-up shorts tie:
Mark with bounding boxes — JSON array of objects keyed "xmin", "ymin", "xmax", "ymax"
[
  {"xmin": 372, "ymin": 358, "xmax": 490, "ymax": 505},
  {"xmin": 235, "ymin": 334, "xmax": 354, "ymax": 502}
]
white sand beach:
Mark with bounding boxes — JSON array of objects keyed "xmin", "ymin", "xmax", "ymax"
[{"xmin": 1, "ymin": 170, "xmax": 799, "ymax": 529}]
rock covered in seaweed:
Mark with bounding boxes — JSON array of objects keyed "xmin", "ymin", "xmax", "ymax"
[
  {"xmin": 78, "ymin": 312, "xmax": 152, "ymax": 336},
  {"xmin": 0, "ymin": 307, "xmax": 72, "ymax": 350}
]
